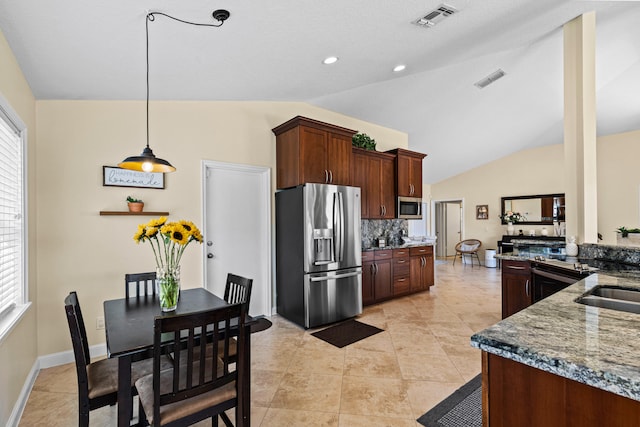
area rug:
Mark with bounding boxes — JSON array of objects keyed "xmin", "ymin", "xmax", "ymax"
[
  {"xmin": 417, "ymin": 374, "xmax": 482, "ymax": 427},
  {"xmin": 311, "ymin": 319, "xmax": 383, "ymax": 348}
]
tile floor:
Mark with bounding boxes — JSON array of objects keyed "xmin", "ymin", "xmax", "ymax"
[{"xmin": 19, "ymin": 259, "xmax": 501, "ymax": 426}]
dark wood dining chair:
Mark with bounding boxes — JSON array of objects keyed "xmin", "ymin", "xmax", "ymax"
[
  {"xmin": 65, "ymin": 291, "xmax": 118, "ymax": 427},
  {"xmin": 125, "ymin": 271, "xmax": 157, "ymax": 299},
  {"xmin": 173, "ymin": 273, "xmax": 253, "ymax": 366},
  {"xmin": 221, "ymin": 274, "xmax": 252, "ymax": 363},
  {"xmin": 135, "ymin": 302, "xmax": 248, "ymax": 427},
  {"xmin": 65, "ymin": 291, "xmax": 171, "ymax": 426}
]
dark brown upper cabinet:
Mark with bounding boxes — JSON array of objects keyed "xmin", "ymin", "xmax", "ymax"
[
  {"xmin": 386, "ymin": 148, "xmax": 426, "ymax": 198},
  {"xmin": 272, "ymin": 116, "xmax": 356, "ymax": 189}
]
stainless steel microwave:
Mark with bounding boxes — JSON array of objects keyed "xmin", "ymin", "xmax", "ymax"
[{"xmin": 397, "ymin": 197, "xmax": 422, "ymax": 219}]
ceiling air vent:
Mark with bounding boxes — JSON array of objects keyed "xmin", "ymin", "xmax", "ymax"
[
  {"xmin": 413, "ymin": 4, "xmax": 458, "ymax": 27},
  {"xmin": 474, "ymin": 69, "xmax": 506, "ymax": 89}
]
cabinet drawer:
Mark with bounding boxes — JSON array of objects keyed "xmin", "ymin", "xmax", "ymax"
[
  {"xmin": 362, "ymin": 250, "xmax": 374, "ymax": 262},
  {"xmin": 502, "ymin": 259, "xmax": 530, "ymax": 275},
  {"xmin": 374, "ymin": 250, "xmax": 393, "ymax": 260},
  {"xmin": 393, "ymin": 276, "xmax": 410, "ymax": 295},
  {"xmin": 393, "ymin": 258, "xmax": 410, "ymax": 276},
  {"xmin": 409, "ymin": 245, "xmax": 433, "ymax": 256},
  {"xmin": 393, "ymin": 248, "xmax": 410, "ymax": 258}
]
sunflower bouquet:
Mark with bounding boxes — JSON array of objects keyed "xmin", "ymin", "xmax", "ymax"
[{"xmin": 134, "ymin": 216, "xmax": 203, "ymax": 311}]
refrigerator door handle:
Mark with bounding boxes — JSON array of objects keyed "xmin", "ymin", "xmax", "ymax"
[
  {"xmin": 310, "ymin": 270, "xmax": 361, "ymax": 282},
  {"xmin": 333, "ymin": 192, "xmax": 345, "ymax": 262}
]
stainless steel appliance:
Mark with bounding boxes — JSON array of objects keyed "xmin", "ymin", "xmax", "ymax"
[
  {"xmin": 397, "ymin": 196, "xmax": 422, "ymax": 219},
  {"xmin": 276, "ymin": 183, "xmax": 362, "ymax": 328}
]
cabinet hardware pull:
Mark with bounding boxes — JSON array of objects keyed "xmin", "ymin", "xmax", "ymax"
[
  {"xmin": 397, "ymin": 260, "xmax": 405, "ymax": 263},
  {"xmin": 507, "ymin": 265, "xmax": 526, "ymax": 270},
  {"xmin": 525, "ymin": 279, "xmax": 530, "ymax": 297},
  {"xmin": 398, "ymin": 278, "xmax": 405, "ymax": 282},
  {"xmin": 329, "ymin": 170, "xmax": 333, "ymax": 183}
]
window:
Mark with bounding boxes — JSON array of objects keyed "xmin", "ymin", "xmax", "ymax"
[{"xmin": 0, "ymin": 97, "xmax": 28, "ymax": 339}]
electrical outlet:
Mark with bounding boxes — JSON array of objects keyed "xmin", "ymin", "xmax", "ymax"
[{"xmin": 96, "ymin": 316, "xmax": 105, "ymax": 330}]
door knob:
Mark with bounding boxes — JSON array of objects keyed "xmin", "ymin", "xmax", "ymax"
[{"xmin": 207, "ymin": 253, "xmax": 214, "ymax": 259}]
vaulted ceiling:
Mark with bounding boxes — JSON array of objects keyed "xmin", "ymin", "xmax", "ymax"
[{"xmin": 1, "ymin": 0, "xmax": 639, "ymax": 183}]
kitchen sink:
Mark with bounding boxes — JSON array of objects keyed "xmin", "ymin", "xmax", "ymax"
[{"xmin": 576, "ymin": 286, "xmax": 640, "ymax": 314}]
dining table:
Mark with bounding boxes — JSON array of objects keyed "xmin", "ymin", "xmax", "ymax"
[{"xmin": 104, "ymin": 287, "xmax": 267, "ymax": 427}]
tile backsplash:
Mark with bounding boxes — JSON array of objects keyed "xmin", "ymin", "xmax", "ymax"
[{"xmin": 362, "ymin": 219, "xmax": 408, "ymax": 248}]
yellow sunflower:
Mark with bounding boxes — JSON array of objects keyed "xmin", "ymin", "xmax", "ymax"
[
  {"xmin": 133, "ymin": 225, "xmax": 146, "ymax": 243},
  {"xmin": 146, "ymin": 226, "xmax": 159, "ymax": 238},
  {"xmin": 168, "ymin": 224, "xmax": 189, "ymax": 245},
  {"xmin": 147, "ymin": 216, "xmax": 168, "ymax": 228}
]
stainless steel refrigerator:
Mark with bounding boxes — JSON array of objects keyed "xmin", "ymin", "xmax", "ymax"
[{"xmin": 276, "ymin": 183, "xmax": 362, "ymax": 329}]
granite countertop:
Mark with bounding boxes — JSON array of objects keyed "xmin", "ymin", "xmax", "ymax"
[
  {"xmin": 363, "ymin": 241, "xmax": 435, "ymax": 251},
  {"xmin": 471, "ymin": 273, "xmax": 640, "ymax": 401}
]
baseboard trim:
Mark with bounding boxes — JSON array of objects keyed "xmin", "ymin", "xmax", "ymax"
[
  {"xmin": 9, "ymin": 342, "xmax": 107, "ymax": 426},
  {"xmin": 39, "ymin": 342, "xmax": 106, "ymax": 369},
  {"xmin": 6, "ymin": 359, "xmax": 39, "ymax": 427}
]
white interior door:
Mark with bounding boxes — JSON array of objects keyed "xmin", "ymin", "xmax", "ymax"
[
  {"xmin": 203, "ymin": 161, "xmax": 271, "ymax": 316},
  {"xmin": 446, "ymin": 202, "xmax": 462, "ymax": 256}
]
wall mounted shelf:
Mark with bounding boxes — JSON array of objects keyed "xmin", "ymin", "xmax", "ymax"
[{"xmin": 99, "ymin": 211, "xmax": 169, "ymax": 216}]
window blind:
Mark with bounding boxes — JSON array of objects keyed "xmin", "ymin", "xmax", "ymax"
[{"xmin": 0, "ymin": 106, "xmax": 23, "ymax": 318}]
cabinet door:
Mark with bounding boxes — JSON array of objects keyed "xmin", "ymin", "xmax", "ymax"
[
  {"xmin": 410, "ymin": 256, "xmax": 424, "ymax": 292},
  {"xmin": 502, "ymin": 261, "xmax": 532, "ymax": 318},
  {"xmin": 424, "ymin": 252, "xmax": 434, "ymax": 287},
  {"xmin": 380, "ymin": 156, "xmax": 395, "ymax": 218},
  {"xmin": 410, "ymin": 156, "xmax": 423, "ymax": 197},
  {"xmin": 396, "ymin": 154, "xmax": 423, "ymax": 197},
  {"xmin": 373, "ymin": 259, "xmax": 393, "ymax": 300},
  {"xmin": 366, "ymin": 156, "xmax": 384, "ymax": 218},
  {"xmin": 327, "ymin": 133, "xmax": 352, "ymax": 185},
  {"xmin": 396, "ymin": 155, "xmax": 412, "ymax": 197},
  {"xmin": 299, "ymin": 126, "xmax": 328, "ymax": 184},
  {"xmin": 352, "ymin": 151, "xmax": 369, "ymax": 218},
  {"xmin": 362, "ymin": 261, "xmax": 375, "ymax": 306}
]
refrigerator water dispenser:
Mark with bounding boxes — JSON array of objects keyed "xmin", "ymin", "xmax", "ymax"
[{"xmin": 313, "ymin": 228, "xmax": 334, "ymax": 264}]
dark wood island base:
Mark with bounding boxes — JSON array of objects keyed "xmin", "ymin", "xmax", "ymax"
[{"xmin": 482, "ymin": 352, "xmax": 640, "ymax": 427}]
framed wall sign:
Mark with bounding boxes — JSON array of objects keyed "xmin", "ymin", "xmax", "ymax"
[{"xmin": 102, "ymin": 166, "xmax": 165, "ymax": 189}]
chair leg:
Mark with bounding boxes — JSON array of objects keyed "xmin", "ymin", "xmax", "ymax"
[
  {"xmin": 79, "ymin": 412, "xmax": 89, "ymax": 427},
  {"xmin": 220, "ymin": 412, "xmax": 233, "ymax": 427}
]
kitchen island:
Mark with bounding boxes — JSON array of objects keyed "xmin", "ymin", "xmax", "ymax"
[{"xmin": 471, "ymin": 273, "xmax": 640, "ymax": 426}]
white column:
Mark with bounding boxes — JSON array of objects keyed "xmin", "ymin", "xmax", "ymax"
[{"xmin": 563, "ymin": 12, "xmax": 598, "ymax": 244}]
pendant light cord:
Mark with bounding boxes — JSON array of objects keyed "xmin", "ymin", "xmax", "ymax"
[{"xmin": 145, "ymin": 10, "xmax": 230, "ymax": 149}]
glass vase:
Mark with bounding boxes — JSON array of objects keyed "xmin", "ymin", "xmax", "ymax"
[{"xmin": 157, "ymin": 265, "xmax": 180, "ymax": 312}]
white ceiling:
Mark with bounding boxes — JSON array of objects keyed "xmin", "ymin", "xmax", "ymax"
[{"xmin": 1, "ymin": 0, "xmax": 639, "ymax": 183}]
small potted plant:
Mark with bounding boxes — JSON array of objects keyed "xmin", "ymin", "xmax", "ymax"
[
  {"xmin": 127, "ymin": 196, "xmax": 144, "ymax": 213},
  {"xmin": 352, "ymin": 133, "xmax": 377, "ymax": 151}
]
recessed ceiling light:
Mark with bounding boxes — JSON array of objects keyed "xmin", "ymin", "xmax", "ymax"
[
  {"xmin": 393, "ymin": 64, "xmax": 406, "ymax": 72},
  {"xmin": 323, "ymin": 56, "xmax": 338, "ymax": 65}
]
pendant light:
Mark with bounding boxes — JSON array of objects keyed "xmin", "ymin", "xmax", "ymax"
[{"xmin": 118, "ymin": 10, "xmax": 231, "ymax": 173}]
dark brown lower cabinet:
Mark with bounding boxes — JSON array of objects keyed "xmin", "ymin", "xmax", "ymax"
[
  {"xmin": 410, "ymin": 245, "xmax": 434, "ymax": 291},
  {"xmin": 483, "ymin": 352, "xmax": 640, "ymax": 427},
  {"xmin": 362, "ymin": 250, "xmax": 392, "ymax": 305},
  {"xmin": 501, "ymin": 259, "xmax": 532, "ymax": 318},
  {"xmin": 363, "ymin": 246, "xmax": 433, "ymax": 306}
]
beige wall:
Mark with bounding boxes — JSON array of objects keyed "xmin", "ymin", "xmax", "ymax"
[
  {"xmin": 430, "ymin": 144, "xmax": 565, "ymax": 254},
  {"xmin": 430, "ymin": 129, "xmax": 640, "ymax": 253},
  {"xmin": 35, "ymin": 101, "xmax": 408, "ymax": 356},
  {"xmin": 0, "ymin": 29, "xmax": 37, "ymax": 425},
  {"xmin": 597, "ymin": 129, "xmax": 640, "ymax": 245}
]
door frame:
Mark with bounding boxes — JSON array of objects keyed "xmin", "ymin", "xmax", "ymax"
[
  {"xmin": 431, "ymin": 198, "xmax": 465, "ymax": 257},
  {"xmin": 201, "ymin": 160, "xmax": 272, "ymax": 315}
]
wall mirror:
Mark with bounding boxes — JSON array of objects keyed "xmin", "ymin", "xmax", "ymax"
[{"xmin": 501, "ymin": 193, "xmax": 565, "ymax": 225}]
